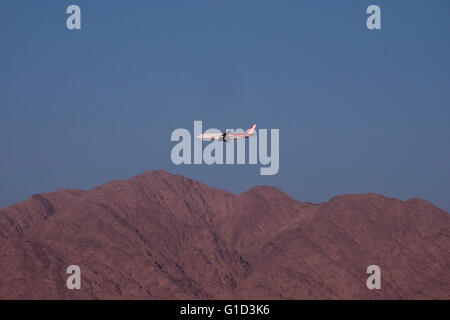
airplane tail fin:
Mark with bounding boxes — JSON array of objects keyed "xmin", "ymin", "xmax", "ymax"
[{"xmin": 246, "ymin": 124, "xmax": 256, "ymax": 135}]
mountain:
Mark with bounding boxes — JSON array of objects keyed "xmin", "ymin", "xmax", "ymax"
[{"xmin": 0, "ymin": 170, "xmax": 449, "ymax": 299}]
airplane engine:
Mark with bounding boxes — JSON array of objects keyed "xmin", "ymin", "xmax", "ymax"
[{"xmin": 222, "ymin": 133, "xmax": 228, "ymax": 142}]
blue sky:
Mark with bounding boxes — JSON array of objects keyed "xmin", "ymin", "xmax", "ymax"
[{"xmin": 1, "ymin": 1, "xmax": 449, "ymax": 212}]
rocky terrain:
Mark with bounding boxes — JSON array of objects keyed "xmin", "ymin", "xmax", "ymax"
[{"xmin": 0, "ymin": 170, "xmax": 449, "ymax": 299}]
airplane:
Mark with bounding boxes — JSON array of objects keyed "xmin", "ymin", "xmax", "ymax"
[{"xmin": 197, "ymin": 124, "xmax": 256, "ymax": 142}]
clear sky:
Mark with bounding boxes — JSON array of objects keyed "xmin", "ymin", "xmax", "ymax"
[{"xmin": 1, "ymin": 1, "xmax": 449, "ymax": 212}]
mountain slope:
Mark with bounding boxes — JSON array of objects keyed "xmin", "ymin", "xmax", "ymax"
[{"xmin": 0, "ymin": 170, "xmax": 449, "ymax": 299}]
